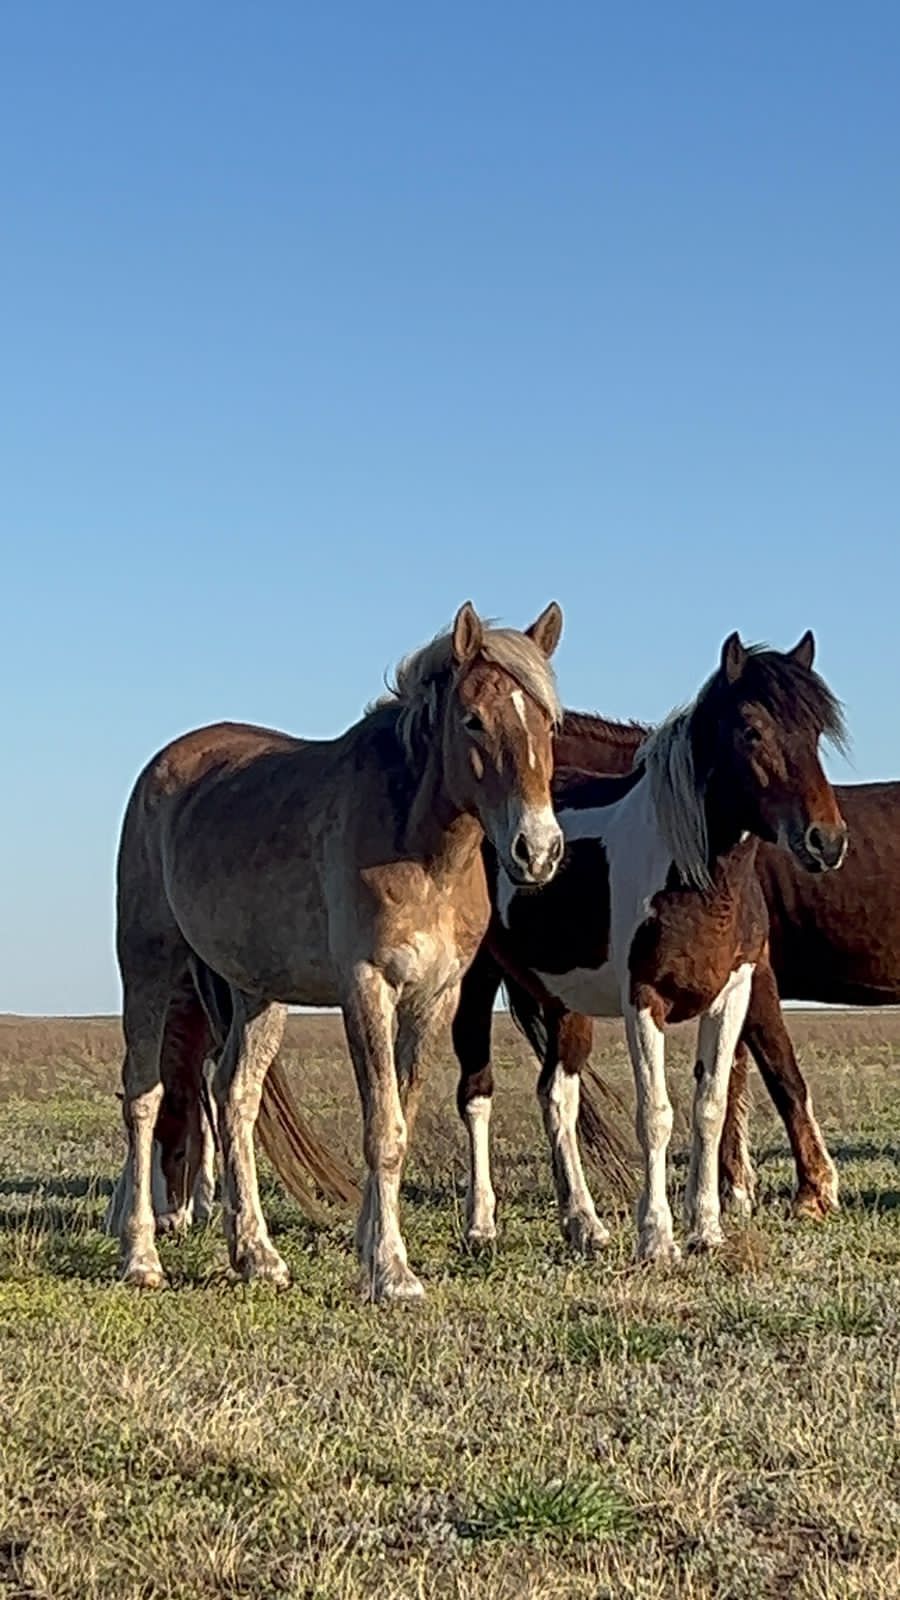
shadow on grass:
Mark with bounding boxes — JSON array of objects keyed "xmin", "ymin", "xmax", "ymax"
[
  {"xmin": 839, "ymin": 1187, "xmax": 900, "ymax": 1213},
  {"xmin": 756, "ymin": 1137, "xmax": 897, "ymax": 1168},
  {"xmin": 0, "ymin": 1174, "xmax": 113, "ymax": 1201}
]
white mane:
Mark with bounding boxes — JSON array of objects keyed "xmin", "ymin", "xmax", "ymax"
[{"xmin": 636, "ymin": 704, "xmax": 712, "ymax": 892}]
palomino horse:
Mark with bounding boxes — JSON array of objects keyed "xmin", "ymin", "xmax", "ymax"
[
  {"xmin": 111, "ymin": 602, "xmax": 564, "ymax": 1301},
  {"xmin": 455, "ymin": 633, "xmax": 848, "ymax": 1260}
]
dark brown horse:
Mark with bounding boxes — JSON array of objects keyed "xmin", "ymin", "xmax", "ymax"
[
  {"xmin": 111, "ymin": 602, "xmax": 564, "ymax": 1301},
  {"xmin": 453, "ymin": 633, "xmax": 848, "ymax": 1259},
  {"xmin": 718, "ymin": 780, "xmax": 900, "ymax": 1211}
]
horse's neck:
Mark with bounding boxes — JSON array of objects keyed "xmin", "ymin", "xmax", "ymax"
[
  {"xmin": 404, "ymin": 747, "xmax": 483, "ymax": 878},
  {"xmin": 702, "ymin": 770, "xmax": 751, "ymax": 866}
]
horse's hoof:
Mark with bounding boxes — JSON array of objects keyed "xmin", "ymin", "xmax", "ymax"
[
  {"xmin": 465, "ymin": 1223, "xmax": 497, "ymax": 1251},
  {"xmin": 720, "ymin": 1180, "xmax": 756, "ymax": 1217},
  {"xmin": 119, "ymin": 1255, "xmax": 166, "ymax": 1290},
  {"xmin": 792, "ymin": 1185, "xmax": 838, "ymax": 1221},
  {"xmin": 363, "ymin": 1259, "xmax": 426, "ymax": 1305},
  {"xmin": 155, "ymin": 1208, "xmax": 189, "ymax": 1237},
  {"xmin": 636, "ymin": 1227, "xmax": 681, "ymax": 1265},
  {"xmin": 235, "ymin": 1249, "xmax": 291, "ymax": 1287},
  {"xmin": 563, "ymin": 1211, "xmax": 611, "ymax": 1256},
  {"xmin": 686, "ymin": 1227, "xmax": 725, "ymax": 1256}
]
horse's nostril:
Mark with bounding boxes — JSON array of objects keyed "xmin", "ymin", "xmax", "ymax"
[
  {"xmin": 805, "ymin": 823, "xmax": 848, "ymax": 869},
  {"xmin": 511, "ymin": 832, "xmax": 530, "ymax": 865}
]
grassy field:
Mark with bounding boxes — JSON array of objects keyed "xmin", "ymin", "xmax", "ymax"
[{"xmin": 0, "ymin": 1011, "xmax": 898, "ymax": 1600}]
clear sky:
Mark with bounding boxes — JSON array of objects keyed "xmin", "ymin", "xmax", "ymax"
[{"xmin": 2, "ymin": 4, "xmax": 898, "ymax": 1014}]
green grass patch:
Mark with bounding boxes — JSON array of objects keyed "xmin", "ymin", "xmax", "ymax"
[{"xmin": 462, "ymin": 1471, "xmax": 638, "ymax": 1545}]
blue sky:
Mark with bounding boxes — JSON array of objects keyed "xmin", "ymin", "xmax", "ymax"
[{"xmin": 2, "ymin": 3, "xmax": 898, "ymax": 1014}]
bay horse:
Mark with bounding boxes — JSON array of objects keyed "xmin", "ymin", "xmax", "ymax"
[
  {"xmin": 718, "ymin": 778, "xmax": 900, "ymax": 1210},
  {"xmin": 111, "ymin": 601, "xmax": 564, "ymax": 1301},
  {"xmin": 455, "ymin": 632, "xmax": 848, "ymax": 1260}
]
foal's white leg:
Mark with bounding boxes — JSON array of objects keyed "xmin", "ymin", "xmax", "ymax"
[
  {"xmin": 215, "ymin": 999, "xmax": 289, "ymax": 1285},
  {"xmin": 685, "ymin": 964, "xmax": 754, "ymax": 1251},
  {"xmin": 539, "ymin": 1065, "xmax": 610, "ymax": 1254},
  {"xmin": 624, "ymin": 1000, "xmax": 679, "ymax": 1262},
  {"xmin": 464, "ymin": 1096, "xmax": 497, "ymax": 1243},
  {"xmin": 344, "ymin": 964, "xmax": 423, "ymax": 1304}
]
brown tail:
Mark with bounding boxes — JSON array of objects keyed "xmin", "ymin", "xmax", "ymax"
[
  {"xmin": 257, "ymin": 1056, "xmax": 361, "ymax": 1222},
  {"xmin": 578, "ymin": 1065, "xmax": 638, "ymax": 1201}
]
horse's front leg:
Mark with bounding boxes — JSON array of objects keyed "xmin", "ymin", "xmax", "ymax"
[
  {"xmin": 685, "ymin": 964, "xmax": 754, "ymax": 1252},
  {"xmin": 451, "ymin": 946, "xmax": 504, "ymax": 1245},
  {"xmin": 624, "ymin": 986, "xmax": 679, "ymax": 1262},
  {"xmin": 538, "ymin": 1010, "xmax": 610, "ymax": 1255},
  {"xmin": 344, "ymin": 964, "xmax": 424, "ymax": 1304},
  {"xmin": 742, "ymin": 961, "xmax": 838, "ymax": 1219},
  {"xmin": 214, "ymin": 997, "xmax": 289, "ymax": 1285}
]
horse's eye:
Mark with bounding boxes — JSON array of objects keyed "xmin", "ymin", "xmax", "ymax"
[
  {"xmin": 745, "ymin": 726, "xmax": 762, "ymax": 746},
  {"xmin": 463, "ymin": 713, "xmax": 484, "ymax": 735}
]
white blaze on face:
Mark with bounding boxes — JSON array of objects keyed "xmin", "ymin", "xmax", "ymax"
[
  {"xmin": 481, "ymin": 689, "xmax": 562, "ymax": 881},
  {"xmin": 510, "ymin": 689, "xmax": 536, "ymax": 768}
]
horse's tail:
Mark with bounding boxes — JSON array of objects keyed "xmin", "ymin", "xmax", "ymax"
[
  {"xmin": 504, "ymin": 975, "xmax": 637, "ymax": 1201},
  {"xmin": 503, "ymin": 970, "xmax": 550, "ymax": 1062},
  {"xmin": 577, "ymin": 1065, "xmax": 637, "ymax": 1200},
  {"xmin": 257, "ymin": 1060, "xmax": 361, "ymax": 1221},
  {"xmin": 190, "ymin": 957, "xmax": 361, "ymax": 1221}
]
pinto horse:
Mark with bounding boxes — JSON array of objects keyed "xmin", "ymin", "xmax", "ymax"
[
  {"xmin": 456, "ymin": 729, "xmax": 900, "ymax": 1236},
  {"xmin": 111, "ymin": 601, "xmax": 564, "ymax": 1302},
  {"xmin": 456, "ymin": 632, "xmax": 847, "ymax": 1261}
]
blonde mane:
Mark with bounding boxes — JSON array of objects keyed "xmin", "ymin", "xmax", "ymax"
[
  {"xmin": 377, "ymin": 623, "xmax": 562, "ymax": 762},
  {"xmin": 636, "ymin": 705, "xmax": 712, "ymax": 892}
]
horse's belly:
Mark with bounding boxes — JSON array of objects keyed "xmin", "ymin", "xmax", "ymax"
[{"xmin": 534, "ymin": 963, "xmax": 622, "ymax": 1018}]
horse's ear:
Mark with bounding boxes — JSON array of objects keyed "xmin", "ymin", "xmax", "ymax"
[
  {"xmin": 721, "ymin": 631, "xmax": 747, "ymax": 685},
  {"xmin": 789, "ymin": 629, "xmax": 815, "ymax": 671},
  {"xmin": 526, "ymin": 601, "xmax": 563, "ymax": 658},
  {"xmin": 451, "ymin": 601, "xmax": 484, "ymax": 665}
]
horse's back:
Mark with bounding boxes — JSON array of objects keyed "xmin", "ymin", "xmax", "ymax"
[{"xmin": 116, "ymin": 723, "xmax": 308, "ymax": 967}]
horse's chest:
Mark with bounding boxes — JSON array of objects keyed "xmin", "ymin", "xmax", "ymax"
[
  {"xmin": 535, "ymin": 962, "xmax": 623, "ymax": 1018},
  {"xmin": 383, "ymin": 930, "xmax": 465, "ymax": 998}
]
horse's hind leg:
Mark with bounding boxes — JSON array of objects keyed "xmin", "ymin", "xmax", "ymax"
[
  {"xmin": 188, "ymin": 1059, "xmax": 218, "ymax": 1224},
  {"xmin": 719, "ymin": 1040, "xmax": 757, "ymax": 1214},
  {"xmin": 741, "ymin": 961, "xmax": 838, "ymax": 1218},
  {"xmin": 452, "ymin": 947, "xmax": 503, "ymax": 1245},
  {"xmin": 118, "ymin": 985, "xmax": 171, "ymax": 1288},
  {"xmin": 152, "ymin": 995, "xmax": 212, "ymax": 1234},
  {"xmin": 213, "ymin": 995, "xmax": 289, "ymax": 1285},
  {"xmin": 537, "ymin": 1010, "xmax": 610, "ymax": 1255}
]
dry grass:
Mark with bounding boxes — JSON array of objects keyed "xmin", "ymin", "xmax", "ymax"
[{"xmin": 0, "ymin": 1011, "xmax": 898, "ymax": 1599}]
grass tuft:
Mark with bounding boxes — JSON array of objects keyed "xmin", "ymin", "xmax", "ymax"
[{"xmin": 462, "ymin": 1471, "xmax": 638, "ymax": 1545}]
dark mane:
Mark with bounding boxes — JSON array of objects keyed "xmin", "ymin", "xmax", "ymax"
[
  {"xmin": 717, "ymin": 647, "xmax": 848, "ymax": 751},
  {"xmin": 559, "ymin": 709, "xmax": 650, "ymax": 748}
]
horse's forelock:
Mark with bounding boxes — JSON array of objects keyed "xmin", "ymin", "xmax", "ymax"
[
  {"xmin": 725, "ymin": 648, "xmax": 848, "ymax": 753},
  {"xmin": 383, "ymin": 622, "xmax": 562, "ymax": 763}
]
